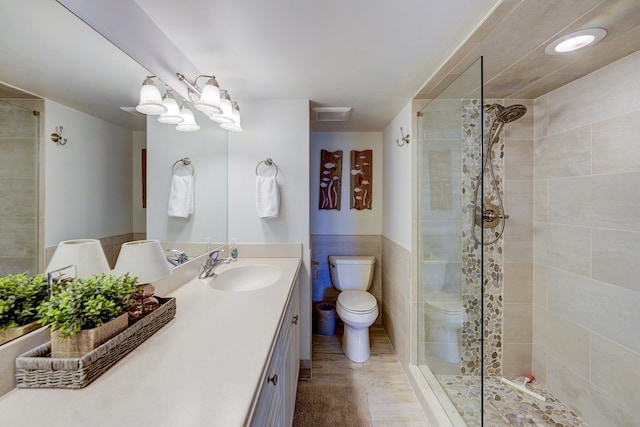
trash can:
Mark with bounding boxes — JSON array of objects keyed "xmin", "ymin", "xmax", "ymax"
[{"xmin": 316, "ymin": 302, "xmax": 337, "ymax": 336}]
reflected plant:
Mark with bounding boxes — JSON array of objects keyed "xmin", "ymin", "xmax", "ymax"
[{"xmin": 0, "ymin": 273, "xmax": 48, "ymax": 330}]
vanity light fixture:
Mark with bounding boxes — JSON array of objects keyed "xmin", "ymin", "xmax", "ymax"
[
  {"xmin": 135, "ymin": 76, "xmax": 166, "ymax": 115},
  {"xmin": 220, "ymin": 102, "xmax": 243, "ymax": 132},
  {"xmin": 209, "ymin": 90, "xmax": 234, "ymax": 124},
  {"xmin": 135, "ymin": 73, "xmax": 241, "ymax": 132},
  {"xmin": 545, "ymin": 28, "xmax": 607, "ymax": 55},
  {"xmin": 175, "ymin": 102, "xmax": 200, "ymax": 132},
  {"xmin": 157, "ymin": 90, "xmax": 184, "ymax": 125}
]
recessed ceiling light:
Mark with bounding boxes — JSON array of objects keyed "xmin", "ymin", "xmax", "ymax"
[{"xmin": 545, "ymin": 28, "xmax": 607, "ymax": 55}]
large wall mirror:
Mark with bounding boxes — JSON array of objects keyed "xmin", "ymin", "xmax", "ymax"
[{"xmin": 0, "ymin": 0, "xmax": 227, "ymax": 274}]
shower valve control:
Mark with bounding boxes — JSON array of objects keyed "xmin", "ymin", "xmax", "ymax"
[{"xmin": 476, "ymin": 204, "xmax": 509, "ymax": 228}]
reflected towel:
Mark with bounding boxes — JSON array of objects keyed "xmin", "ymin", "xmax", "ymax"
[
  {"xmin": 168, "ymin": 175, "xmax": 194, "ymax": 218},
  {"xmin": 256, "ymin": 175, "xmax": 280, "ymax": 218}
]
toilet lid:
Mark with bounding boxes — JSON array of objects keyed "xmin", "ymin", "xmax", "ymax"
[
  {"xmin": 337, "ymin": 290, "xmax": 377, "ymax": 314},
  {"xmin": 424, "ymin": 291, "xmax": 464, "ymax": 314}
]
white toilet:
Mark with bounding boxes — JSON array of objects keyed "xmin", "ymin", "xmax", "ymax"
[
  {"xmin": 423, "ymin": 260, "xmax": 466, "ymax": 363},
  {"xmin": 328, "ymin": 255, "xmax": 378, "ymax": 363}
]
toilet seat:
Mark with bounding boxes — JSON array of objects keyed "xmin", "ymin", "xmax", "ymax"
[
  {"xmin": 424, "ymin": 290, "xmax": 464, "ymax": 315},
  {"xmin": 337, "ymin": 290, "xmax": 377, "ymax": 315}
]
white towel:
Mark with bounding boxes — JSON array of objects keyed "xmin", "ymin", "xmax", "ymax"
[
  {"xmin": 256, "ymin": 175, "xmax": 280, "ymax": 218},
  {"xmin": 168, "ymin": 175, "xmax": 194, "ymax": 218}
]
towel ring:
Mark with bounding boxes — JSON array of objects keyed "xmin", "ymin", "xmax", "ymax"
[
  {"xmin": 172, "ymin": 157, "xmax": 194, "ymax": 176},
  {"xmin": 255, "ymin": 158, "xmax": 278, "ymax": 178}
]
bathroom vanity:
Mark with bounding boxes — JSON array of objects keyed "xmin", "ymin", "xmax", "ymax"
[{"xmin": 0, "ymin": 256, "xmax": 302, "ymax": 427}]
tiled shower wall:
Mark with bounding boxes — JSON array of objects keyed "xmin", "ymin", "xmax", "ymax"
[
  {"xmin": 533, "ymin": 50, "xmax": 640, "ymax": 425},
  {"xmin": 0, "ymin": 101, "xmax": 40, "ymax": 276}
]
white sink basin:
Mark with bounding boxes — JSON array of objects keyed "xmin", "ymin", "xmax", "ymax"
[{"xmin": 208, "ymin": 265, "xmax": 282, "ymax": 292}]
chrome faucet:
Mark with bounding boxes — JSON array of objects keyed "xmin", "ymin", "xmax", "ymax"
[
  {"xmin": 167, "ymin": 249, "xmax": 188, "ymax": 266},
  {"xmin": 199, "ymin": 249, "xmax": 232, "ymax": 279}
]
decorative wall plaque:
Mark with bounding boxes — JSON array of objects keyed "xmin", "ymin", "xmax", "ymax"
[
  {"xmin": 350, "ymin": 149, "xmax": 372, "ymax": 210},
  {"xmin": 319, "ymin": 150, "xmax": 343, "ymax": 210}
]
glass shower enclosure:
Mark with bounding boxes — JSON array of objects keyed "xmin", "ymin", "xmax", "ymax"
[{"xmin": 416, "ymin": 57, "xmax": 484, "ymax": 426}]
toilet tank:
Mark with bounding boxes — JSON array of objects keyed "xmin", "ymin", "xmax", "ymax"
[{"xmin": 328, "ymin": 255, "xmax": 375, "ymax": 291}]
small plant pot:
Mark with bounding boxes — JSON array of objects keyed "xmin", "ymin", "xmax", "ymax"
[
  {"xmin": 0, "ymin": 321, "xmax": 42, "ymax": 346},
  {"xmin": 50, "ymin": 313, "xmax": 129, "ymax": 358}
]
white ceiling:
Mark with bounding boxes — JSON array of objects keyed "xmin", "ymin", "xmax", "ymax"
[{"xmin": 0, "ymin": 0, "xmax": 501, "ymax": 132}]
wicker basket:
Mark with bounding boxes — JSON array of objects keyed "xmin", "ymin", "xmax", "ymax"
[{"xmin": 15, "ymin": 297, "xmax": 176, "ymax": 389}]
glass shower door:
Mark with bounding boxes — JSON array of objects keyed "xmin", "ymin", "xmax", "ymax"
[{"xmin": 416, "ymin": 57, "xmax": 483, "ymax": 426}]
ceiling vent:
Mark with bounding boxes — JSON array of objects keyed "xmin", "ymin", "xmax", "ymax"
[{"xmin": 311, "ymin": 107, "xmax": 352, "ymax": 122}]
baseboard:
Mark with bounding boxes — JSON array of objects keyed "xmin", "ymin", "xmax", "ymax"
[{"xmin": 299, "ymin": 358, "xmax": 311, "ymax": 380}]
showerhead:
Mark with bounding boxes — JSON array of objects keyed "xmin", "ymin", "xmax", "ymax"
[{"xmin": 486, "ymin": 104, "xmax": 527, "ymax": 123}]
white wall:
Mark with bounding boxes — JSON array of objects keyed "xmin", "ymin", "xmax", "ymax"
[
  {"xmin": 44, "ymin": 100, "xmax": 133, "ymax": 246},
  {"xmin": 310, "ymin": 132, "xmax": 382, "ymax": 235},
  {"xmin": 382, "ymin": 101, "xmax": 413, "ymax": 250},
  {"xmin": 146, "ymin": 114, "xmax": 227, "ymax": 245},
  {"xmin": 227, "ymin": 98, "xmax": 312, "ymax": 361}
]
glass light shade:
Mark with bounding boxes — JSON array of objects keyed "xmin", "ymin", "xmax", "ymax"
[
  {"xmin": 158, "ymin": 91, "xmax": 184, "ymax": 124},
  {"xmin": 220, "ymin": 102, "xmax": 243, "ymax": 132},
  {"xmin": 46, "ymin": 239, "xmax": 111, "ymax": 279},
  {"xmin": 113, "ymin": 240, "xmax": 172, "ymax": 284},
  {"xmin": 176, "ymin": 103, "xmax": 200, "ymax": 132},
  {"xmin": 136, "ymin": 77, "xmax": 167, "ymax": 115},
  {"xmin": 210, "ymin": 90, "xmax": 234, "ymax": 124},
  {"xmin": 195, "ymin": 78, "xmax": 222, "ymax": 115}
]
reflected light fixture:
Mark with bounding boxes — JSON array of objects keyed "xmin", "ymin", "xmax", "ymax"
[
  {"xmin": 545, "ymin": 28, "xmax": 607, "ymax": 55},
  {"xmin": 220, "ymin": 102, "xmax": 243, "ymax": 132},
  {"xmin": 135, "ymin": 76, "xmax": 167, "ymax": 115},
  {"xmin": 176, "ymin": 102, "xmax": 200, "ymax": 132},
  {"xmin": 210, "ymin": 90, "xmax": 234, "ymax": 124},
  {"xmin": 135, "ymin": 73, "xmax": 241, "ymax": 132},
  {"xmin": 158, "ymin": 90, "xmax": 184, "ymax": 125}
]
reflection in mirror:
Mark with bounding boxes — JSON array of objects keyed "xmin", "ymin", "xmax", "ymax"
[{"xmin": 0, "ymin": 0, "xmax": 228, "ymax": 273}]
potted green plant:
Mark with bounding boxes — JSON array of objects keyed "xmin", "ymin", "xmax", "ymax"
[
  {"xmin": 0, "ymin": 273, "xmax": 48, "ymax": 345},
  {"xmin": 38, "ymin": 273, "xmax": 140, "ymax": 358}
]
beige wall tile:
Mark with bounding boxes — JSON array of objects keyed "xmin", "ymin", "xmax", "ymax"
[
  {"xmin": 592, "ymin": 109, "xmax": 640, "ymax": 174},
  {"xmin": 502, "ymin": 343, "xmax": 533, "ymax": 377},
  {"xmin": 504, "ymin": 262, "xmax": 533, "ymax": 303},
  {"xmin": 591, "ymin": 333, "xmax": 640, "ymax": 420},
  {"xmin": 546, "ymin": 50, "xmax": 640, "ymax": 135},
  {"xmin": 533, "ymin": 263, "xmax": 548, "ymax": 308},
  {"xmin": 533, "ymin": 180, "xmax": 547, "ymax": 222},
  {"xmin": 547, "ymin": 268, "xmax": 640, "ymax": 353},
  {"xmin": 547, "ymin": 356, "xmax": 640, "ymax": 427},
  {"xmin": 504, "ymin": 139, "xmax": 533, "ymax": 180},
  {"xmin": 535, "ymin": 125, "xmax": 591, "ymax": 180},
  {"xmin": 420, "ymin": 99, "xmax": 462, "ymax": 140},
  {"xmin": 547, "ymin": 173, "xmax": 640, "ymax": 232},
  {"xmin": 533, "ymin": 223, "xmax": 591, "ymax": 276},
  {"xmin": 504, "ymin": 303, "xmax": 532, "ymax": 343},
  {"xmin": 533, "ymin": 95, "xmax": 547, "ymax": 139},
  {"xmin": 533, "ymin": 306, "xmax": 590, "ymax": 377},
  {"xmin": 593, "ymin": 228, "xmax": 640, "ymax": 293}
]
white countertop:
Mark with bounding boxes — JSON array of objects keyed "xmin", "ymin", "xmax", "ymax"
[{"xmin": 0, "ymin": 257, "xmax": 301, "ymax": 427}]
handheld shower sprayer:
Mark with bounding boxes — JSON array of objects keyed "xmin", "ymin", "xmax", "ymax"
[{"xmin": 472, "ymin": 103, "xmax": 527, "ymax": 245}]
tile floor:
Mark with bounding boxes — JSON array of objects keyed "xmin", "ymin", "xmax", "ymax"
[{"xmin": 303, "ymin": 325, "xmax": 429, "ymax": 426}]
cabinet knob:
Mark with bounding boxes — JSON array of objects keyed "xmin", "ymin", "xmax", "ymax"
[
  {"xmin": 268, "ymin": 374, "xmax": 278, "ymax": 386},
  {"xmin": 292, "ymin": 315, "xmax": 299, "ymax": 325}
]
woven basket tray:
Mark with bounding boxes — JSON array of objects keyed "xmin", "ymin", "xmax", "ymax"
[{"xmin": 15, "ymin": 297, "xmax": 176, "ymax": 389}]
